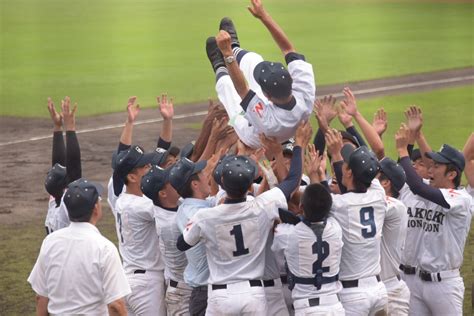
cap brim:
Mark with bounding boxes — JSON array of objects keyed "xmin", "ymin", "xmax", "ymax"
[
  {"xmin": 136, "ymin": 152, "xmax": 156, "ymax": 167},
  {"xmin": 193, "ymin": 160, "xmax": 207, "ymax": 174},
  {"xmin": 425, "ymin": 152, "xmax": 451, "ymax": 164},
  {"xmin": 341, "ymin": 144, "xmax": 355, "ymax": 163},
  {"xmin": 151, "ymin": 150, "xmax": 169, "ymax": 167}
]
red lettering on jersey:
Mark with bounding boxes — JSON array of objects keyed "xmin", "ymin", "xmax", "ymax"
[
  {"xmin": 448, "ymin": 189, "xmax": 460, "ymax": 196},
  {"xmin": 185, "ymin": 221, "xmax": 193, "ymax": 231},
  {"xmin": 253, "ymin": 102, "xmax": 264, "ymax": 118}
]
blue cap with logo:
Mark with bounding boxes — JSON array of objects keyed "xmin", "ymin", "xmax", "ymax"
[
  {"xmin": 141, "ymin": 165, "xmax": 171, "ymax": 202},
  {"xmin": 425, "ymin": 144, "xmax": 465, "ymax": 171},
  {"xmin": 45, "ymin": 163, "xmax": 68, "ymax": 197},
  {"xmin": 169, "ymin": 158, "xmax": 207, "ymax": 193}
]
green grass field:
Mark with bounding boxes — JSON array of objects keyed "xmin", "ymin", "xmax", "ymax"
[{"xmin": 1, "ymin": 0, "xmax": 473, "ymax": 117}]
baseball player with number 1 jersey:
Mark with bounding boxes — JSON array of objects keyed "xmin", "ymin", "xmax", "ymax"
[{"xmin": 330, "ymin": 145, "xmax": 388, "ymax": 315}]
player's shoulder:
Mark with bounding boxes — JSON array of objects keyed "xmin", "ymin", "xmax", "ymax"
[
  {"xmin": 275, "ymin": 222, "xmax": 295, "ymax": 235},
  {"xmin": 440, "ymin": 187, "xmax": 472, "ymax": 207}
]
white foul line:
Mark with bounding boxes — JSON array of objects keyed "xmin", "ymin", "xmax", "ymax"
[{"xmin": 1, "ymin": 75, "xmax": 472, "ymax": 147}]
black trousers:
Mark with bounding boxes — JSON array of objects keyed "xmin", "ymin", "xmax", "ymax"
[{"xmin": 189, "ymin": 286, "xmax": 207, "ymax": 316}]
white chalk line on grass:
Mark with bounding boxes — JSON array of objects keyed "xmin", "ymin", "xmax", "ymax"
[{"xmin": 1, "ymin": 75, "xmax": 473, "ymax": 147}]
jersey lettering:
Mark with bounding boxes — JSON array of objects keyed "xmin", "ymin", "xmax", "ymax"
[
  {"xmin": 230, "ymin": 224, "xmax": 249, "ymax": 257},
  {"xmin": 360, "ymin": 207, "xmax": 376, "ymax": 238}
]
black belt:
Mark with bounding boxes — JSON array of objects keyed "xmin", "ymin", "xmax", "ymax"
[
  {"xmin": 280, "ymin": 275, "xmax": 288, "ymax": 284},
  {"xmin": 134, "ymin": 269, "xmax": 146, "ymax": 274},
  {"xmin": 341, "ymin": 275, "xmax": 381, "ymax": 288},
  {"xmin": 308, "ymin": 298, "xmax": 320, "ymax": 307},
  {"xmin": 263, "ymin": 279, "xmax": 275, "ymax": 287},
  {"xmin": 212, "ymin": 280, "xmax": 262, "ymax": 290},
  {"xmin": 169, "ymin": 279, "xmax": 179, "ymax": 288},
  {"xmin": 419, "ymin": 270, "xmax": 441, "ymax": 282},
  {"xmin": 399, "ymin": 264, "xmax": 416, "ymax": 275}
]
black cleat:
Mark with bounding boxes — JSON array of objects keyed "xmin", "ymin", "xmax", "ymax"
[
  {"xmin": 219, "ymin": 17, "xmax": 240, "ymax": 48},
  {"xmin": 206, "ymin": 37, "xmax": 225, "ymax": 73}
]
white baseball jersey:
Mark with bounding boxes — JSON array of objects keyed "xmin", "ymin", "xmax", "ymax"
[
  {"xmin": 45, "ymin": 193, "xmax": 70, "ymax": 234},
  {"xmin": 398, "ymin": 183, "xmax": 429, "ymax": 267},
  {"xmin": 330, "ymin": 179, "xmax": 387, "ymax": 280},
  {"xmin": 182, "ymin": 187, "xmax": 287, "ymax": 284},
  {"xmin": 28, "ymin": 222, "xmax": 131, "ymax": 314},
  {"xmin": 272, "ymin": 217, "xmax": 343, "ymax": 301},
  {"xmin": 114, "ymin": 193, "xmax": 164, "ymax": 274},
  {"xmin": 417, "ymin": 188, "xmax": 472, "ymax": 272},
  {"xmin": 153, "ymin": 205, "xmax": 187, "ymax": 282},
  {"xmin": 107, "ymin": 176, "xmax": 123, "ymax": 214},
  {"xmin": 380, "ymin": 196, "xmax": 408, "ymax": 281}
]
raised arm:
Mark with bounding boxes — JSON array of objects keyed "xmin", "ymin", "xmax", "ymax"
[
  {"xmin": 216, "ymin": 31, "xmax": 249, "ymax": 99},
  {"xmin": 157, "ymin": 93, "xmax": 174, "ymax": 150},
  {"xmin": 372, "ymin": 108, "xmax": 388, "ymax": 139},
  {"xmin": 405, "ymin": 106, "xmax": 432, "ymax": 168},
  {"xmin": 341, "ymin": 88, "xmax": 385, "ymax": 159},
  {"xmin": 325, "ymin": 128, "xmax": 346, "ymax": 194},
  {"xmin": 259, "ymin": 133, "xmax": 288, "ymax": 182},
  {"xmin": 396, "ymin": 123, "xmax": 449, "ymax": 208},
  {"xmin": 62, "ymin": 96, "xmax": 82, "ymax": 183},
  {"xmin": 119, "ymin": 97, "xmax": 139, "ymax": 149},
  {"xmin": 48, "ymin": 97, "xmax": 66, "ymax": 167},
  {"xmin": 248, "ymin": 0, "xmax": 295, "ymax": 56},
  {"xmin": 463, "ymin": 133, "xmax": 474, "ymax": 188}
]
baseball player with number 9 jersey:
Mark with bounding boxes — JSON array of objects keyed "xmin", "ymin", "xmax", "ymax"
[{"xmin": 330, "ymin": 144, "xmax": 388, "ymax": 315}]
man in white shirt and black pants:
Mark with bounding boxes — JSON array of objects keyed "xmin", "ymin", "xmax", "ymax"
[{"xmin": 28, "ymin": 178, "xmax": 130, "ymax": 315}]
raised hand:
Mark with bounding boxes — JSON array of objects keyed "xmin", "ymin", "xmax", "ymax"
[
  {"xmin": 157, "ymin": 93, "xmax": 174, "ymax": 121},
  {"xmin": 295, "ymin": 120, "xmax": 313, "ymax": 148},
  {"xmin": 126, "ymin": 96, "xmax": 139, "ymax": 123},
  {"xmin": 259, "ymin": 160, "xmax": 278, "ymax": 188},
  {"xmin": 340, "ymin": 87, "xmax": 358, "ymax": 117},
  {"xmin": 248, "ymin": 0, "xmax": 267, "ymax": 19},
  {"xmin": 61, "ymin": 96, "xmax": 77, "ymax": 131},
  {"xmin": 47, "ymin": 97, "xmax": 63, "ymax": 130},
  {"xmin": 216, "ymin": 30, "xmax": 233, "ymax": 56},
  {"xmin": 395, "ymin": 123, "xmax": 410, "ymax": 153},
  {"xmin": 325, "ymin": 128, "xmax": 343, "ymax": 159},
  {"xmin": 305, "ymin": 144, "xmax": 321, "ymax": 180},
  {"xmin": 313, "ymin": 95, "xmax": 337, "ymax": 132},
  {"xmin": 337, "ymin": 107, "xmax": 353, "ymax": 128},
  {"xmin": 372, "ymin": 108, "xmax": 388, "ymax": 137},
  {"xmin": 405, "ymin": 105, "xmax": 423, "ymax": 134}
]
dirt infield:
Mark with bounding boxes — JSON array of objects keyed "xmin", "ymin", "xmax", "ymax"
[{"xmin": 0, "ymin": 67, "xmax": 472, "ymax": 225}]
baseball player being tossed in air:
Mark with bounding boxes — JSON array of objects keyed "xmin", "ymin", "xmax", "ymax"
[
  {"xmin": 206, "ymin": 0, "xmax": 315, "ymax": 148},
  {"xmin": 176, "ymin": 121, "xmax": 311, "ymax": 316},
  {"xmin": 396, "ymin": 124, "xmax": 472, "ymax": 316}
]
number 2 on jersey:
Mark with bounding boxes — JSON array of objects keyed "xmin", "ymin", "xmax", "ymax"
[
  {"xmin": 360, "ymin": 207, "xmax": 376, "ymax": 238},
  {"xmin": 230, "ymin": 224, "xmax": 249, "ymax": 257},
  {"xmin": 312, "ymin": 241, "xmax": 330, "ymax": 274}
]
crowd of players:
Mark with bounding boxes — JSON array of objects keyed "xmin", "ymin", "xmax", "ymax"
[{"xmin": 28, "ymin": 0, "xmax": 473, "ymax": 315}]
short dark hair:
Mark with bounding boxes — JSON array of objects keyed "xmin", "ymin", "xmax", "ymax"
[
  {"xmin": 302, "ymin": 184, "xmax": 333, "ymax": 222},
  {"xmin": 352, "ymin": 176, "xmax": 370, "ymax": 193},
  {"xmin": 224, "ymin": 184, "xmax": 249, "ymax": 199},
  {"xmin": 445, "ymin": 163, "xmax": 462, "ymax": 188},
  {"xmin": 178, "ymin": 173, "xmax": 200, "ymax": 199},
  {"xmin": 378, "ymin": 172, "xmax": 400, "ymax": 199},
  {"xmin": 68, "ymin": 200, "xmax": 96, "ymax": 223}
]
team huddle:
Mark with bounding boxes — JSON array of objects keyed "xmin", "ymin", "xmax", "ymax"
[{"xmin": 27, "ymin": 0, "xmax": 473, "ymax": 315}]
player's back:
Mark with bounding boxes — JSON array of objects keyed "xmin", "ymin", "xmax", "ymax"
[
  {"xmin": 380, "ymin": 196, "xmax": 408, "ymax": 281},
  {"xmin": 330, "ymin": 180, "xmax": 387, "ymax": 280},
  {"xmin": 154, "ymin": 205, "xmax": 187, "ymax": 282},
  {"xmin": 274, "ymin": 217, "xmax": 343, "ymax": 301},
  {"xmin": 192, "ymin": 199, "xmax": 277, "ymax": 285},
  {"xmin": 115, "ymin": 192, "xmax": 163, "ymax": 274}
]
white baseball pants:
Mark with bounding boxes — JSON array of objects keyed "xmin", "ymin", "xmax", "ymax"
[
  {"xmin": 165, "ymin": 279, "xmax": 192, "ymax": 316},
  {"xmin": 339, "ymin": 275, "xmax": 388, "ymax": 316},
  {"xmin": 293, "ymin": 294, "xmax": 345, "ymax": 316},
  {"xmin": 383, "ymin": 276, "xmax": 410, "ymax": 316},
  {"xmin": 206, "ymin": 280, "xmax": 268, "ymax": 316},
  {"xmin": 125, "ymin": 271, "xmax": 166, "ymax": 316},
  {"xmin": 263, "ymin": 278, "xmax": 290, "ymax": 316}
]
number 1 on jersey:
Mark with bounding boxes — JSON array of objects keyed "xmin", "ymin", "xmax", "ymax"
[{"xmin": 230, "ymin": 224, "xmax": 249, "ymax": 257}]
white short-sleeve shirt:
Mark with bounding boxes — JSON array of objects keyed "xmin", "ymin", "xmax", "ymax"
[{"xmin": 28, "ymin": 222, "xmax": 131, "ymax": 314}]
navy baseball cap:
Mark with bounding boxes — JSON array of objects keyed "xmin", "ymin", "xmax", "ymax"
[
  {"xmin": 112, "ymin": 145, "xmax": 156, "ymax": 195},
  {"xmin": 254, "ymin": 61, "xmax": 292, "ymax": 99},
  {"xmin": 45, "ymin": 163, "xmax": 68, "ymax": 196},
  {"xmin": 426, "ymin": 144, "xmax": 465, "ymax": 171},
  {"xmin": 169, "ymin": 158, "xmax": 207, "ymax": 193},
  {"xmin": 180, "ymin": 142, "xmax": 195, "ymax": 159},
  {"xmin": 341, "ymin": 144, "xmax": 380, "ymax": 186},
  {"xmin": 153, "ymin": 147, "xmax": 170, "ymax": 167},
  {"xmin": 340, "ymin": 131, "xmax": 361, "ymax": 148},
  {"xmin": 141, "ymin": 165, "xmax": 171, "ymax": 201},
  {"xmin": 221, "ymin": 155, "xmax": 258, "ymax": 192},
  {"xmin": 64, "ymin": 178, "xmax": 103, "ymax": 220},
  {"xmin": 379, "ymin": 157, "xmax": 406, "ymax": 192},
  {"xmin": 213, "ymin": 154, "xmax": 235, "ymax": 186}
]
